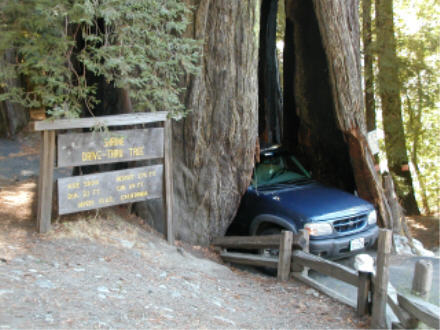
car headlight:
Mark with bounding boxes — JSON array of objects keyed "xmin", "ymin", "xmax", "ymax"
[
  {"xmin": 367, "ymin": 210, "xmax": 377, "ymax": 225},
  {"xmin": 304, "ymin": 222, "xmax": 333, "ymax": 236}
]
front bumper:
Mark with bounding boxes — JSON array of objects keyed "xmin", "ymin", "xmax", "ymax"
[{"xmin": 309, "ymin": 225, "xmax": 379, "ymax": 259}]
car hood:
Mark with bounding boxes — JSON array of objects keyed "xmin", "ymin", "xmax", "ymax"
[{"xmin": 256, "ymin": 182, "xmax": 373, "ymax": 221}]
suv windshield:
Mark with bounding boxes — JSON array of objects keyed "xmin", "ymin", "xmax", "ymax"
[{"xmin": 252, "ymin": 152, "xmax": 311, "ymax": 187}]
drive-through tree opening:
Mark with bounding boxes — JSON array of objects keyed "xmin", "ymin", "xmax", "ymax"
[
  {"xmin": 258, "ymin": 0, "xmax": 283, "ymax": 148},
  {"xmin": 259, "ymin": 0, "xmax": 356, "ymax": 193}
]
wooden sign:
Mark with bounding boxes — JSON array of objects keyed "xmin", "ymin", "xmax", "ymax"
[
  {"xmin": 57, "ymin": 128, "xmax": 163, "ymax": 167},
  {"xmin": 34, "ymin": 112, "xmax": 174, "ymax": 244},
  {"xmin": 58, "ymin": 165, "xmax": 163, "ymax": 214}
]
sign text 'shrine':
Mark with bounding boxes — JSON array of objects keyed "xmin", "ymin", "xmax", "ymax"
[
  {"xmin": 34, "ymin": 112, "xmax": 173, "ymax": 243},
  {"xmin": 58, "ymin": 165, "xmax": 163, "ymax": 215},
  {"xmin": 57, "ymin": 128, "xmax": 164, "ymax": 167}
]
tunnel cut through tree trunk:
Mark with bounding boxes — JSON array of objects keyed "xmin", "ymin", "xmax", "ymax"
[
  {"xmin": 259, "ymin": 0, "xmax": 283, "ymax": 148},
  {"xmin": 136, "ymin": 0, "xmax": 396, "ymax": 241},
  {"xmin": 282, "ymin": 0, "xmax": 357, "ymax": 194},
  {"xmin": 314, "ymin": 0, "xmax": 399, "ymax": 228},
  {"xmin": 276, "ymin": 0, "xmax": 395, "ymax": 228}
]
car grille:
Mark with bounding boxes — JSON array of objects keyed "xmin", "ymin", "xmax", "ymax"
[{"xmin": 333, "ymin": 215, "xmax": 367, "ymax": 233}]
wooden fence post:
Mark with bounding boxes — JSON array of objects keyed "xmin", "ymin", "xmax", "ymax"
[
  {"xmin": 357, "ymin": 271, "xmax": 372, "ymax": 316},
  {"xmin": 371, "ymin": 229, "xmax": 392, "ymax": 328},
  {"xmin": 163, "ymin": 119, "xmax": 174, "ymax": 245},
  {"xmin": 412, "ymin": 260, "xmax": 433, "ymax": 300},
  {"xmin": 300, "ymin": 229, "xmax": 309, "ymax": 276},
  {"xmin": 290, "ymin": 230, "xmax": 309, "ymax": 274},
  {"xmin": 277, "ymin": 230, "xmax": 293, "ymax": 281},
  {"xmin": 36, "ymin": 130, "xmax": 55, "ymax": 233}
]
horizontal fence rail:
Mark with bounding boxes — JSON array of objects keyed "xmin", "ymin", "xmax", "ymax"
[
  {"xmin": 291, "ymin": 250, "xmax": 359, "ymax": 286},
  {"xmin": 213, "ymin": 231, "xmax": 306, "ymax": 281},
  {"xmin": 220, "ymin": 251, "xmax": 279, "ymax": 269},
  {"xmin": 396, "ymin": 293, "xmax": 439, "ymax": 329},
  {"xmin": 212, "ymin": 234, "xmax": 281, "ymax": 249},
  {"xmin": 34, "ymin": 111, "xmax": 168, "ymax": 131},
  {"xmin": 212, "ymin": 232, "xmax": 308, "ymax": 251}
]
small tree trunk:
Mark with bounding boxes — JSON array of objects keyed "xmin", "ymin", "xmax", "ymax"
[
  {"xmin": 0, "ymin": 50, "xmax": 29, "ymax": 137},
  {"xmin": 375, "ymin": 0, "xmax": 420, "ymax": 215},
  {"xmin": 414, "ymin": 73, "xmax": 430, "ymax": 214}
]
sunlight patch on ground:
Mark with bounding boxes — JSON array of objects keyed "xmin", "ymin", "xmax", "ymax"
[
  {"xmin": 2, "ymin": 190, "xmax": 32, "ymax": 207},
  {"xmin": 0, "ymin": 181, "xmax": 36, "ymax": 221}
]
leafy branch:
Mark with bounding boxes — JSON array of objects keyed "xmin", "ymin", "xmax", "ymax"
[{"xmin": 0, "ymin": 0, "xmax": 201, "ymax": 119}]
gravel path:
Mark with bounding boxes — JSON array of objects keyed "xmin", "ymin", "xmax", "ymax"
[{"xmin": 0, "ymin": 180, "xmax": 366, "ymax": 329}]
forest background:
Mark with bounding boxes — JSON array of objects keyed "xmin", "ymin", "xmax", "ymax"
[{"xmin": 362, "ymin": 0, "xmax": 439, "ymax": 216}]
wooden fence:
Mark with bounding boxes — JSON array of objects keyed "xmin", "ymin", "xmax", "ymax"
[
  {"xmin": 213, "ymin": 230, "xmax": 371, "ymax": 316},
  {"xmin": 212, "ymin": 230, "xmax": 308, "ymax": 281},
  {"xmin": 213, "ymin": 228, "xmax": 440, "ymax": 328}
]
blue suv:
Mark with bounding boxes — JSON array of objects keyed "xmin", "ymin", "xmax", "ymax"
[{"xmin": 228, "ymin": 146, "xmax": 379, "ymax": 259}]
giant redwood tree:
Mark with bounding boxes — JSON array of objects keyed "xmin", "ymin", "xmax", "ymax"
[
  {"xmin": 1, "ymin": 0, "xmax": 396, "ymax": 243},
  {"xmin": 375, "ymin": 0, "xmax": 420, "ymax": 215},
  {"xmin": 156, "ymin": 0, "xmax": 395, "ymax": 243}
]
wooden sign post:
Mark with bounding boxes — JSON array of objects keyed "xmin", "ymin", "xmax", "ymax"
[{"xmin": 34, "ymin": 112, "xmax": 174, "ymax": 244}]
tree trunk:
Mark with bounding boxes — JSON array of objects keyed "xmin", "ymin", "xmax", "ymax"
[
  {"xmin": 407, "ymin": 76, "xmax": 430, "ymax": 215},
  {"xmin": 362, "ymin": 0, "xmax": 376, "ymax": 134},
  {"xmin": 161, "ymin": 0, "xmax": 259, "ymax": 244},
  {"xmin": 139, "ymin": 0, "xmax": 397, "ymax": 242},
  {"xmin": 259, "ymin": 0, "xmax": 283, "ymax": 147},
  {"xmin": 308, "ymin": 0, "xmax": 394, "ymax": 228},
  {"xmin": 362, "ymin": 0, "xmax": 379, "ymax": 167},
  {"xmin": 0, "ymin": 50, "xmax": 29, "ymax": 137},
  {"xmin": 283, "ymin": 0, "xmax": 357, "ymax": 193},
  {"xmin": 375, "ymin": 0, "xmax": 420, "ymax": 215}
]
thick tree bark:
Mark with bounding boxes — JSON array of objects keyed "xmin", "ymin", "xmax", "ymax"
[
  {"xmin": 283, "ymin": 0, "xmax": 356, "ymax": 193},
  {"xmin": 375, "ymin": 0, "xmax": 420, "ymax": 215},
  {"xmin": 138, "ymin": 0, "xmax": 397, "ymax": 241},
  {"xmin": 308, "ymin": 0, "xmax": 394, "ymax": 228},
  {"xmin": 168, "ymin": 0, "xmax": 259, "ymax": 244},
  {"xmin": 362, "ymin": 0, "xmax": 376, "ymax": 134},
  {"xmin": 259, "ymin": 0, "xmax": 283, "ymax": 147}
]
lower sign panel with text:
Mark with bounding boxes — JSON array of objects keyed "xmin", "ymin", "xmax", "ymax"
[{"xmin": 58, "ymin": 165, "xmax": 163, "ymax": 215}]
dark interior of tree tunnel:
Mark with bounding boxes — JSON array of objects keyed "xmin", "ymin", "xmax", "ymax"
[{"xmin": 258, "ymin": 0, "xmax": 356, "ymax": 194}]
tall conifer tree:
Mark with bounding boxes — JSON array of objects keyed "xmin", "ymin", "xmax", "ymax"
[{"xmin": 375, "ymin": 0, "xmax": 420, "ymax": 215}]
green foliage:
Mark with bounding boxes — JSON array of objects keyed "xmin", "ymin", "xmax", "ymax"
[
  {"xmin": 361, "ymin": 0, "xmax": 439, "ymax": 214},
  {"xmin": 0, "ymin": 0, "xmax": 200, "ymax": 118},
  {"xmin": 396, "ymin": 0, "xmax": 440, "ymax": 214}
]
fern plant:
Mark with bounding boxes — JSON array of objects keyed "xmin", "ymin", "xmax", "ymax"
[{"xmin": 0, "ymin": 0, "xmax": 200, "ymax": 118}]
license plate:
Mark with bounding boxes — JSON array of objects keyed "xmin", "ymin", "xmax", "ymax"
[{"xmin": 350, "ymin": 237, "xmax": 365, "ymax": 251}]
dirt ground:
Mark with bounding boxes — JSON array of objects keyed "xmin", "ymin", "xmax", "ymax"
[
  {"xmin": 0, "ymin": 179, "xmax": 366, "ymax": 329},
  {"xmin": 407, "ymin": 215, "xmax": 440, "ymax": 251}
]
